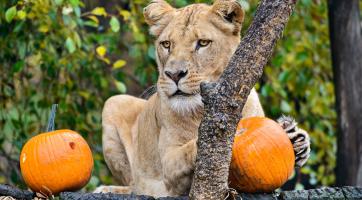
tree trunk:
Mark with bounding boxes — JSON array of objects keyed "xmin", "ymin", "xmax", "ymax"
[
  {"xmin": 328, "ymin": 0, "xmax": 362, "ymax": 186},
  {"xmin": 189, "ymin": 0, "xmax": 298, "ymax": 199}
]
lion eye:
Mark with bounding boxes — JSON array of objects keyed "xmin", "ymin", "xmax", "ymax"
[
  {"xmin": 197, "ymin": 40, "xmax": 211, "ymax": 47},
  {"xmin": 160, "ymin": 41, "xmax": 171, "ymax": 49}
]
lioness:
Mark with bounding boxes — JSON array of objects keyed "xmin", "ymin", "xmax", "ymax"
[{"xmin": 95, "ymin": 0, "xmax": 310, "ymax": 197}]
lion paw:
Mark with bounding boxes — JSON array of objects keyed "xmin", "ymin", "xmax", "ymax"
[
  {"xmin": 277, "ymin": 115, "xmax": 311, "ymax": 168},
  {"xmin": 93, "ymin": 185, "xmax": 131, "ymax": 194}
]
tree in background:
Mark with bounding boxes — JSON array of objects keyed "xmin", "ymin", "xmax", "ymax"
[{"xmin": 328, "ymin": 0, "xmax": 362, "ymax": 186}]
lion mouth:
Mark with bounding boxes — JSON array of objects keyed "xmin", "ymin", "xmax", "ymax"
[{"xmin": 171, "ymin": 90, "xmax": 193, "ymax": 97}]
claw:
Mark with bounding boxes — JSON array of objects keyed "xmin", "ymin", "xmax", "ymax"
[
  {"xmin": 294, "ymin": 142, "xmax": 310, "ymax": 154},
  {"xmin": 295, "ymin": 151, "xmax": 310, "ymax": 168},
  {"xmin": 277, "ymin": 115, "xmax": 298, "ymax": 133}
]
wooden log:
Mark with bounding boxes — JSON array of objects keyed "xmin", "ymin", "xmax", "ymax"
[
  {"xmin": 0, "ymin": 184, "xmax": 362, "ymax": 200},
  {"xmin": 0, "ymin": 185, "xmax": 33, "ymax": 200},
  {"xmin": 1, "ymin": 185, "xmax": 362, "ymax": 200},
  {"xmin": 59, "ymin": 192, "xmax": 156, "ymax": 200}
]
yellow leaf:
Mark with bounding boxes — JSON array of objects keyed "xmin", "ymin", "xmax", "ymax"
[
  {"xmin": 113, "ymin": 59, "xmax": 126, "ymax": 69},
  {"xmin": 119, "ymin": 10, "xmax": 131, "ymax": 21},
  {"xmin": 91, "ymin": 7, "xmax": 107, "ymax": 16},
  {"xmin": 26, "ymin": 53, "xmax": 42, "ymax": 67},
  {"xmin": 17, "ymin": 10, "xmax": 27, "ymax": 20},
  {"xmin": 38, "ymin": 25, "xmax": 49, "ymax": 33},
  {"xmin": 100, "ymin": 57, "xmax": 110, "ymax": 64},
  {"xmin": 96, "ymin": 46, "xmax": 106, "ymax": 57},
  {"xmin": 79, "ymin": 91, "xmax": 90, "ymax": 99},
  {"xmin": 87, "ymin": 15, "xmax": 99, "ymax": 24}
]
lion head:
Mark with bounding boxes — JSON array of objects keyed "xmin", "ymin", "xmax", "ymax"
[{"xmin": 144, "ymin": 0, "xmax": 244, "ymax": 115}]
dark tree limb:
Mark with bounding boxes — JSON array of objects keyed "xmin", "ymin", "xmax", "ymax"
[
  {"xmin": 0, "ymin": 185, "xmax": 34, "ymax": 200},
  {"xmin": 189, "ymin": 0, "xmax": 298, "ymax": 199},
  {"xmin": 328, "ymin": 0, "xmax": 362, "ymax": 187},
  {"xmin": 2, "ymin": 185, "xmax": 362, "ymax": 200}
]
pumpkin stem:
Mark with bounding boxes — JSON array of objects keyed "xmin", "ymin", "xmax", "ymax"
[{"xmin": 46, "ymin": 104, "xmax": 58, "ymax": 132}]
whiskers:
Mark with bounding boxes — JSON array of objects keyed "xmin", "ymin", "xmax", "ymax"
[{"xmin": 168, "ymin": 94, "xmax": 203, "ymax": 116}]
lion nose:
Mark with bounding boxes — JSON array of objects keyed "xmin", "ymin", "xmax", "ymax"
[{"xmin": 164, "ymin": 70, "xmax": 188, "ymax": 84}]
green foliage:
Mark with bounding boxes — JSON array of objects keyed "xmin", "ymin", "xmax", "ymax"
[
  {"xmin": 0, "ymin": 0, "xmax": 336, "ymax": 192},
  {"xmin": 0, "ymin": 0, "xmax": 150, "ymax": 190}
]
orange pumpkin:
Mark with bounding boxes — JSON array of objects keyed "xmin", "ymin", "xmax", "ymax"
[
  {"xmin": 20, "ymin": 129, "xmax": 93, "ymax": 196},
  {"xmin": 229, "ymin": 117, "xmax": 295, "ymax": 193}
]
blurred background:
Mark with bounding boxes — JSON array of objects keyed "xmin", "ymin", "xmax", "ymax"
[{"xmin": 0, "ymin": 0, "xmax": 361, "ymax": 192}]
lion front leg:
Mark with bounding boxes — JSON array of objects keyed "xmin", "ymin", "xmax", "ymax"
[
  {"xmin": 94, "ymin": 185, "xmax": 131, "ymax": 194},
  {"xmin": 161, "ymin": 139, "xmax": 197, "ymax": 196},
  {"xmin": 277, "ymin": 116, "xmax": 311, "ymax": 168}
]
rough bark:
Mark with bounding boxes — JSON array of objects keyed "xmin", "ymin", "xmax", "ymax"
[
  {"xmin": 189, "ymin": 0, "xmax": 298, "ymax": 199},
  {"xmin": 0, "ymin": 184, "xmax": 33, "ymax": 200},
  {"xmin": 328, "ymin": 0, "xmax": 362, "ymax": 186}
]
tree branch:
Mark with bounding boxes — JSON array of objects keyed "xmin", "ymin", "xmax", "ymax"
[{"xmin": 189, "ymin": 0, "xmax": 298, "ymax": 199}]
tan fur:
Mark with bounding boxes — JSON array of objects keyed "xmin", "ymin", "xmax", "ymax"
[{"xmin": 96, "ymin": 0, "xmax": 265, "ymax": 197}]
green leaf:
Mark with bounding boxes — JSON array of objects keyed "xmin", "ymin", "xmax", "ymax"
[
  {"xmin": 54, "ymin": 0, "xmax": 63, "ymax": 5},
  {"xmin": 238, "ymin": 0, "xmax": 250, "ymax": 11},
  {"xmin": 65, "ymin": 37, "xmax": 76, "ymax": 53},
  {"xmin": 301, "ymin": 0, "xmax": 312, "ymax": 6},
  {"xmin": 74, "ymin": 32, "xmax": 82, "ymax": 48},
  {"xmin": 74, "ymin": 6, "xmax": 81, "ymax": 17},
  {"xmin": 5, "ymin": 6, "xmax": 17, "ymax": 23},
  {"xmin": 280, "ymin": 100, "xmax": 292, "ymax": 113},
  {"xmin": 113, "ymin": 59, "xmax": 126, "ymax": 69},
  {"xmin": 13, "ymin": 61, "xmax": 25, "ymax": 73},
  {"xmin": 69, "ymin": 0, "xmax": 80, "ymax": 7},
  {"xmin": 147, "ymin": 45, "xmax": 156, "ymax": 60},
  {"xmin": 62, "ymin": 6, "xmax": 73, "ymax": 15},
  {"xmin": 84, "ymin": 20, "xmax": 98, "ymax": 28},
  {"xmin": 278, "ymin": 71, "xmax": 290, "ymax": 83},
  {"xmin": 14, "ymin": 21, "xmax": 25, "ymax": 32},
  {"xmin": 110, "ymin": 17, "xmax": 120, "ymax": 32},
  {"xmin": 18, "ymin": 42, "xmax": 26, "ymax": 59},
  {"xmin": 114, "ymin": 80, "xmax": 127, "ymax": 93},
  {"xmin": 296, "ymin": 51, "xmax": 308, "ymax": 62},
  {"xmin": 261, "ymin": 84, "xmax": 272, "ymax": 97}
]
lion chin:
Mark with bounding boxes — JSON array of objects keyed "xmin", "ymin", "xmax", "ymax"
[{"xmin": 167, "ymin": 94, "xmax": 203, "ymax": 116}]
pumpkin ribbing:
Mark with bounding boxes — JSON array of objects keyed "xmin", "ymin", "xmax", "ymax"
[{"xmin": 229, "ymin": 117, "xmax": 295, "ymax": 193}]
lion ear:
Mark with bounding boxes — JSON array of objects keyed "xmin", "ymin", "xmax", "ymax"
[
  {"xmin": 143, "ymin": 0, "xmax": 176, "ymax": 37},
  {"xmin": 210, "ymin": 0, "xmax": 245, "ymax": 35}
]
